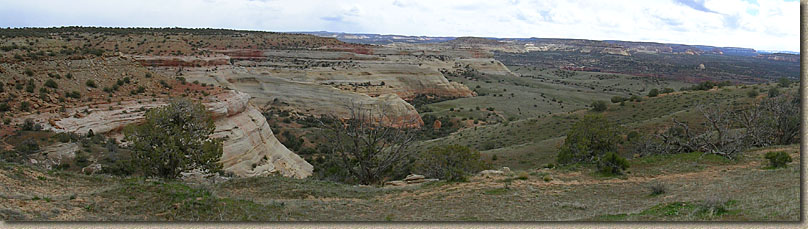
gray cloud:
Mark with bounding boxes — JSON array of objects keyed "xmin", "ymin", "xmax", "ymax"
[
  {"xmin": 674, "ymin": 0, "xmax": 719, "ymax": 13},
  {"xmin": 0, "ymin": 0, "xmax": 798, "ymax": 51}
]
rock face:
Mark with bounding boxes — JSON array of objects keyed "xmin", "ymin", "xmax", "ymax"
[
  {"xmin": 206, "ymin": 91, "xmax": 313, "ymax": 178},
  {"xmin": 192, "ymin": 68, "xmax": 427, "ymax": 127},
  {"xmin": 31, "ymin": 90, "xmax": 313, "ymax": 178}
]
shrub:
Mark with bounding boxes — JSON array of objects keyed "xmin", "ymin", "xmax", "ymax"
[
  {"xmin": 15, "ymin": 138, "xmax": 39, "ymax": 155},
  {"xmin": 746, "ymin": 89, "xmax": 758, "ymax": 98},
  {"xmin": 85, "ymin": 80, "xmax": 97, "ymax": 88},
  {"xmin": 591, "ymin": 100, "xmax": 607, "ymax": 112},
  {"xmin": 19, "ymin": 101, "xmax": 31, "ymax": 112},
  {"xmin": 777, "ymin": 77, "xmax": 791, "ymax": 88},
  {"xmin": 123, "ymin": 99, "xmax": 223, "ymax": 179},
  {"xmin": 557, "ymin": 114, "xmax": 622, "ymax": 164},
  {"xmin": 66, "ymin": 91, "xmax": 81, "ymax": 99},
  {"xmin": 412, "ymin": 144, "xmax": 488, "ymax": 182},
  {"xmin": 610, "ymin": 96, "xmax": 626, "ymax": 103},
  {"xmin": 25, "ymin": 80, "xmax": 35, "ymax": 93},
  {"xmin": 764, "ymin": 151, "xmax": 792, "ymax": 168},
  {"xmin": 647, "ymin": 88, "xmax": 659, "ymax": 97},
  {"xmin": 24, "ymin": 68, "xmax": 34, "ymax": 76},
  {"xmin": 44, "ymin": 79, "xmax": 58, "ymax": 89},
  {"xmin": 768, "ymin": 87, "xmax": 780, "ymax": 97},
  {"xmin": 698, "ymin": 195, "xmax": 730, "ymax": 216},
  {"xmin": 661, "ymin": 88, "xmax": 675, "ymax": 94},
  {"xmin": 65, "ymin": 73, "xmax": 73, "ymax": 79},
  {"xmin": 280, "ymin": 131, "xmax": 304, "ymax": 151},
  {"xmin": 516, "ymin": 171, "xmax": 529, "ymax": 180},
  {"xmin": 0, "ymin": 103, "xmax": 8, "ymax": 112},
  {"xmin": 20, "ymin": 118, "xmax": 37, "ymax": 131},
  {"xmin": 626, "ymin": 131, "xmax": 640, "ymax": 142},
  {"xmin": 597, "ymin": 152, "xmax": 629, "ymax": 176},
  {"xmin": 74, "ymin": 151, "xmax": 91, "ymax": 168},
  {"xmin": 649, "ymin": 183, "xmax": 666, "ymax": 196}
]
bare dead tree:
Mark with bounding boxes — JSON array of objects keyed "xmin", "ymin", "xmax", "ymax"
[
  {"xmin": 731, "ymin": 101, "xmax": 771, "ymax": 147},
  {"xmin": 696, "ymin": 103, "xmax": 747, "ymax": 159},
  {"xmin": 319, "ymin": 101, "xmax": 419, "ymax": 185},
  {"xmin": 634, "ymin": 91, "xmax": 798, "ymax": 160},
  {"xmin": 760, "ymin": 93, "xmax": 800, "ymax": 145}
]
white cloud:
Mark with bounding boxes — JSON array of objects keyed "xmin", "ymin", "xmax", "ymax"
[{"xmin": 0, "ymin": 0, "xmax": 798, "ymax": 51}]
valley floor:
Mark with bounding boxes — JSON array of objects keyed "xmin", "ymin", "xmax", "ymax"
[{"xmin": 0, "ymin": 145, "xmax": 800, "ymax": 221}]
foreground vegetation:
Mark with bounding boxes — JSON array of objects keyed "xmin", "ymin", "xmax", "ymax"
[{"xmin": 0, "ymin": 144, "xmax": 798, "ymax": 221}]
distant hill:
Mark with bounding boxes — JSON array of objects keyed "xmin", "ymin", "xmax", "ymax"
[
  {"xmin": 299, "ymin": 31, "xmax": 454, "ymax": 45},
  {"xmin": 303, "ymin": 31, "xmax": 799, "ymax": 58}
]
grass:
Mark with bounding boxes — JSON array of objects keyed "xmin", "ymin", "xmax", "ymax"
[
  {"xmin": 483, "ymin": 187, "xmax": 510, "ymax": 195},
  {"xmin": 594, "ymin": 200, "xmax": 741, "ymax": 221},
  {"xmin": 95, "ymin": 178, "xmax": 284, "ymax": 221},
  {"xmin": 630, "ymin": 152, "xmax": 733, "ymax": 176}
]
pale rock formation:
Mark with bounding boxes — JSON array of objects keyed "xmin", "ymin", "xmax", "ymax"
[{"xmin": 29, "ymin": 90, "xmax": 313, "ymax": 178}]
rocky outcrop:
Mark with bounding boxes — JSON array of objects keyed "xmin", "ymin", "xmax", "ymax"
[
  {"xmin": 206, "ymin": 91, "xmax": 313, "ymax": 178},
  {"xmin": 384, "ymin": 174, "xmax": 438, "ymax": 187},
  {"xmin": 30, "ymin": 90, "xmax": 312, "ymax": 178},
  {"xmin": 213, "ymin": 71, "xmax": 426, "ymax": 127}
]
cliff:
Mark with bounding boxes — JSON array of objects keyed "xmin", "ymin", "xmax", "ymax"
[{"xmin": 28, "ymin": 90, "xmax": 313, "ymax": 178}]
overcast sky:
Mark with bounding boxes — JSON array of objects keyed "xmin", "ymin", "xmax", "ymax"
[{"xmin": 0, "ymin": 0, "xmax": 799, "ymax": 52}]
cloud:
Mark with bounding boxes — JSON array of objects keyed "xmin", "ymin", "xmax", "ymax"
[
  {"xmin": 0, "ymin": 0, "xmax": 798, "ymax": 51},
  {"xmin": 674, "ymin": 0, "xmax": 719, "ymax": 13}
]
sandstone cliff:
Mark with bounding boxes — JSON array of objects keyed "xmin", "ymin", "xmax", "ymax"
[{"xmin": 28, "ymin": 90, "xmax": 313, "ymax": 178}]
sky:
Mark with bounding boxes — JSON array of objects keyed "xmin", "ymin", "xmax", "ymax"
[{"xmin": 0, "ymin": 0, "xmax": 799, "ymax": 52}]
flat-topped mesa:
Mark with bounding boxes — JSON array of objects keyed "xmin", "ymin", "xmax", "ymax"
[{"xmin": 30, "ymin": 90, "xmax": 313, "ymax": 179}]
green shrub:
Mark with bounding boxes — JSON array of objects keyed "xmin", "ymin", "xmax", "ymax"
[
  {"xmin": 85, "ymin": 80, "xmax": 97, "ymax": 88},
  {"xmin": 412, "ymin": 144, "xmax": 488, "ymax": 182},
  {"xmin": 777, "ymin": 77, "xmax": 791, "ymax": 88},
  {"xmin": 768, "ymin": 87, "xmax": 780, "ymax": 97},
  {"xmin": 123, "ymin": 99, "xmax": 223, "ymax": 179},
  {"xmin": 597, "ymin": 152, "xmax": 629, "ymax": 176},
  {"xmin": 279, "ymin": 131, "xmax": 303, "ymax": 152},
  {"xmin": 557, "ymin": 114, "xmax": 622, "ymax": 164},
  {"xmin": 647, "ymin": 88, "xmax": 659, "ymax": 97},
  {"xmin": 610, "ymin": 96, "xmax": 626, "ymax": 103},
  {"xmin": 746, "ymin": 89, "xmax": 758, "ymax": 98},
  {"xmin": 591, "ymin": 101, "xmax": 607, "ymax": 112},
  {"xmin": 0, "ymin": 103, "xmax": 8, "ymax": 112},
  {"xmin": 19, "ymin": 101, "xmax": 31, "ymax": 112},
  {"xmin": 626, "ymin": 131, "xmax": 640, "ymax": 142},
  {"xmin": 649, "ymin": 183, "xmax": 666, "ymax": 196},
  {"xmin": 661, "ymin": 88, "xmax": 675, "ymax": 94},
  {"xmin": 15, "ymin": 139, "xmax": 39, "ymax": 154},
  {"xmin": 66, "ymin": 91, "xmax": 81, "ymax": 99},
  {"xmin": 24, "ymin": 68, "xmax": 34, "ymax": 76},
  {"xmin": 75, "ymin": 152, "xmax": 90, "ymax": 168},
  {"xmin": 516, "ymin": 171, "xmax": 529, "ymax": 180},
  {"xmin": 25, "ymin": 79, "xmax": 35, "ymax": 93},
  {"xmin": 764, "ymin": 151, "xmax": 792, "ymax": 168},
  {"xmin": 44, "ymin": 79, "xmax": 58, "ymax": 88}
]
